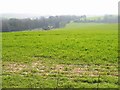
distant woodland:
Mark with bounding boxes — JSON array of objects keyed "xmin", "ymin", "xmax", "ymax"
[{"xmin": 2, "ymin": 15, "xmax": 117, "ymax": 32}]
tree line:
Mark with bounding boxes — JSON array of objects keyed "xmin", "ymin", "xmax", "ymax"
[{"xmin": 2, "ymin": 15, "xmax": 117, "ymax": 32}]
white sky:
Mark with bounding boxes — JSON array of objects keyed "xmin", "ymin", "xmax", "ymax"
[{"xmin": 0, "ymin": 0, "xmax": 119, "ymax": 16}]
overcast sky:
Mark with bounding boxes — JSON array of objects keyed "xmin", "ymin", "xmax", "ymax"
[{"xmin": 0, "ymin": 0, "xmax": 119, "ymax": 16}]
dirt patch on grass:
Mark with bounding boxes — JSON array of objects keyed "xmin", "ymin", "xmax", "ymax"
[
  {"xmin": 3, "ymin": 61, "xmax": 118, "ymax": 77},
  {"xmin": 55, "ymin": 65, "xmax": 64, "ymax": 71},
  {"xmin": 3, "ymin": 63, "xmax": 28, "ymax": 73},
  {"xmin": 49, "ymin": 64, "xmax": 118, "ymax": 77},
  {"xmin": 72, "ymin": 68, "xmax": 85, "ymax": 74},
  {"xmin": 31, "ymin": 60, "xmax": 43, "ymax": 68}
]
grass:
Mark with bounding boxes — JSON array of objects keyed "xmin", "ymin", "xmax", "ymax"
[{"xmin": 2, "ymin": 23, "xmax": 118, "ymax": 88}]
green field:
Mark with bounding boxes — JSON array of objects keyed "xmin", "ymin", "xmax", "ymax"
[{"xmin": 2, "ymin": 23, "xmax": 118, "ymax": 88}]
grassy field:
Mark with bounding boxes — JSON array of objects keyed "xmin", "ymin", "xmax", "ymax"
[{"xmin": 2, "ymin": 23, "xmax": 118, "ymax": 88}]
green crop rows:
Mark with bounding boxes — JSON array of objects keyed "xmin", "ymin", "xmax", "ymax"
[{"xmin": 2, "ymin": 23, "xmax": 118, "ymax": 88}]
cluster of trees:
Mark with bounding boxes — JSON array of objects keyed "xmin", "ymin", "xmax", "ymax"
[
  {"xmin": 2, "ymin": 15, "xmax": 117, "ymax": 32},
  {"xmin": 2, "ymin": 15, "xmax": 83, "ymax": 32}
]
